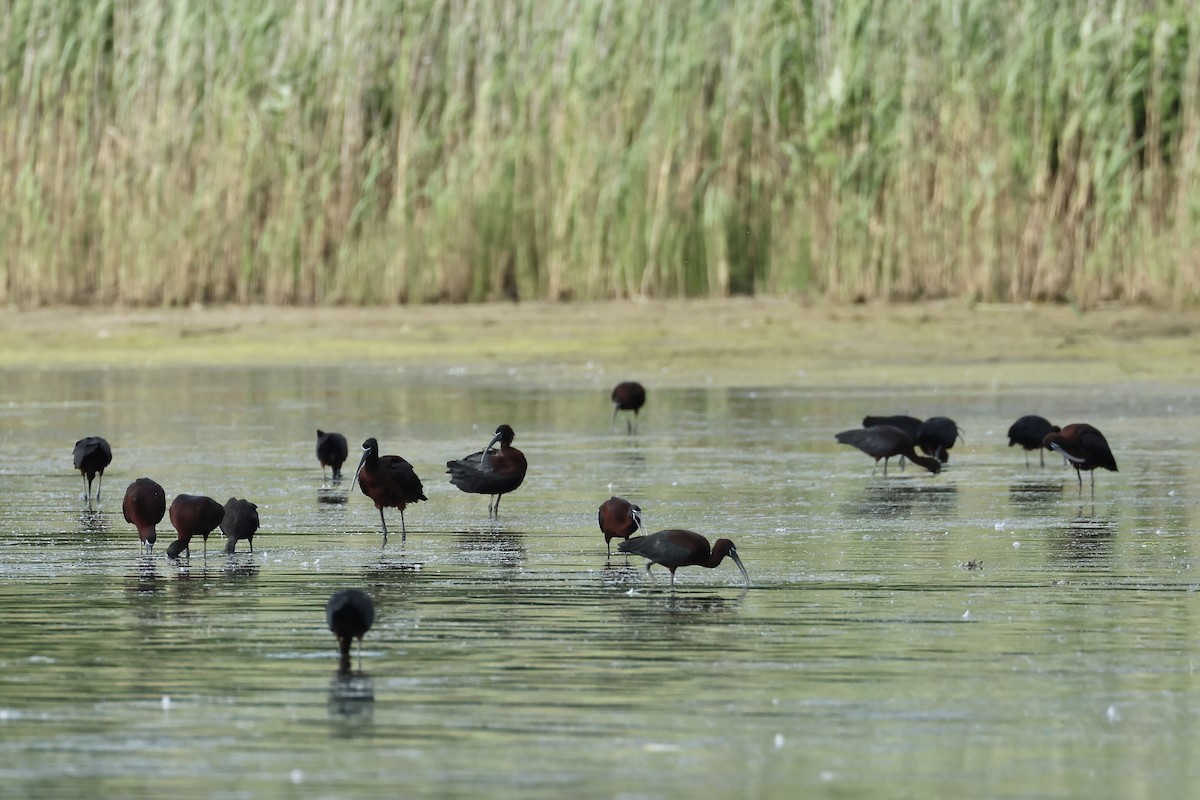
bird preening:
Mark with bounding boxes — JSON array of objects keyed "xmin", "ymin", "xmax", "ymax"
[
  {"xmin": 447, "ymin": 424, "xmax": 527, "ymax": 516},
  {"xmin": 598, "ymin": 496, "xmax": 643, "ymax": 556},
  {"xmin": 1043, "ymin": 423, "xmax": 1118, "ymax": 496}
]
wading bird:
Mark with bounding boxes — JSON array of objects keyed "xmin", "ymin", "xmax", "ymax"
[
  {"xmin": 863, "ymin": 414, "xmax": 924, "ymax": 471},
  {"xmin": 317, "ymin": 430, "xmax": 349, "ymax": 481},
  {"xmin": 122, "ymin": 478, "xmax": 166, "ymax": 552},
  {"xmin": 835, "ymin": 426, "xmax": 941, "ymax": 475},
  {"xmin": 619, "ymin": 529, "xmax": 749, "ymax": 589},
  {"xmin": 598, "ymin": 496, "xmax": 643, "ymax": 556},
  {"xmin": 1043, "ymin": 423, "xmax": 1118, "ymax": 496},
  {"xmin": 446, "ymin": 424, "xmax": 527, "ymax": 516},
  {"xmin": 354, "ymin": 438, "xmax": 426, "ymax": 546},
  {"xmin": 915, "ymin": 416, "xmax": 961, "ymax": 463},
  {"xmin": 166, "ymin": 494, "xmax": 225, "ymax": 559},
  {"xmin": 611, "ymin": 382, "xmax": 646, "ymax": 433},
  {"xmin": 326, "ymin": 588, "xmax": 375, "ymax": 672},
  {"xmin": 1007, "ymin": 415, "xmax": 1060, "ymax": 467},
  {"xmin": 73, "ymin": 436, "xmax": 112, "ymax": 504},
  {"xmin": 220, "ymin": 497, "xmax": 260, "ymax": 554}
]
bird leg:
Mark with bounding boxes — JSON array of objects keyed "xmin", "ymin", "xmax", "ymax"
[
  {"xmin": 882, "ymin": 458, "xmax": 889, "ymax": 477},
  {"xmin": 96, "ymin": 474, "xmax": 103, "ymax": 504},
  {"xmin": 399, "ymin": 509, "xmax": 407, "ymax": 544},
  {"xmin": 378, "ymin": 508, "xmax": 390, "ymax": 548},
  {"xmin": 1038, "ymin": 448, "xmax": 1045, "ymax": 468}
]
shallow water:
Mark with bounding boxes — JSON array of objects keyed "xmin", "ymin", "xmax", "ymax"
[{"xmin": 1, "ymin": 365, "xmax": 1198, "ymax": 798}]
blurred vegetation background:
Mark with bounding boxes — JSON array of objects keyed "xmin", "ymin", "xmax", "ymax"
[{"xmin": 2, "ymin": 0, "xmax": 1197, "ymax": 306}]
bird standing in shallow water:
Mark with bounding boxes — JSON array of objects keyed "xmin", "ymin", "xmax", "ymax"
[
  {"xmin": 598, "ymin": 496, "xmax": 643, "ymax": 556},
  {"xmin": 1043, "ymin": 423, "xmax": 1118, "ymax": 496},
  {"xmin": 317, "ymin": 430, "xmax": 349, "ymax": 481},
  {"xmin": 123, "ymin": 478, "xmax": 166, "ymax": 552},
  {"xmin": 619, "ymin": 529, "xmax": 749, "ymax": 589},
  {"xmin": 326, "ymin": 589, "xmax": 374, "ymax": 672},
  {"xmin": 1007, "ymin": 415, "xmax": 1060, "ymax": 467},
  {"xmin": 354, "ymin": 438, "xmax": 426, "ymax": 546},
  {"xmin": 220, "ymin": 497, "xmax": 260, "ymax": 554},
  {"xmin": 836, "ymin": 426, "xmax": 941, "ymax": 475},
  {"xmin": 166, "ymin": 494, "xmax": 225, "ymax": 559},
  {"xmin": 915, "ymin": 416, "xmax": 961, "ymax": 463},
  {"xmin": 611, "ymin": 382, "xmax": 646, "ymax": 433},
  {"xmin": 73, "ymin": 436, "xmax": 112, "ymax": 504},
  {"xmin": 446, "ymin": 424, "xmax": 527, "ymax": 516}
]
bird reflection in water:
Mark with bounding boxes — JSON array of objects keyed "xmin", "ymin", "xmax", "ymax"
[
  {"xmin": 328, "ymin": 669, "xmax": 375, "ymax": 733},
  {"xmin": 850, "ymin": 482, "xmax": 958, "ymax": 517},
  {"xmin": 1008, "ymin": 481, "xmax": 1063, "ymax": 509},
  {"xmin": 125, "ymin": 554, "xmax": 164, "ymax": 595},
  {"xmin": 456, "ymin": 528, "xmax": 525, "ymax": 569},
  {"xmin": 1052, "ymin": 511, "xmax": 1116, "ymax": 566},
  {"xmin": 77, "ymin": 508, "xmax": 110, "ymax": 537}
]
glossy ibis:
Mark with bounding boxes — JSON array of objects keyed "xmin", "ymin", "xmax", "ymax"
[
  {"xmin": 446, "ymin": 424, "xmax": 527, "ymax": 516},
  {"xmin": 220, "ymin": 497, "xmax": 260, "ymax": 554},
  {"xmin": 618, "ymin": 529, "xmax": 749, "ymax": 588},
  {"xmin": 326, "ymin": 588, "xmax": 375, "ymax": 671},
  {"xmin": 166, "ymin": 494, "xmax": 225, "ymax": 559},
  {"xmin": 122, "ymin": 478, "xmax": 166, "ymax": 552},
  {"xmin": 598, "ymin": 496, "xmax": 643, "ymax": 556},
  {"xmin": 354, "ymin": 438, "xmax": 426, "ymax": 546},
  {"xmin": 1043, "ymin": 423, "xmax": 1118, "ymax": 495},
  {"xmin": 1007, "ymin": 415, "xmax": 1060, "ymax": 467},
  {"xmin": 863, "ymin": 414, "xmax": 923, "ymax": 471},
  {"xmin": 836, "ymin": 426, "xmax": 941, "ymax": 475},
  {"xmin": 317, "ymin": 430, "xmax": 349, "ymax": 480},
  {"xmin": 611, "ymin": 382, "xmax": 646, "ymax": 433},
  {"xmin": 73, "ymin": 436, "xmax": 112, "ymax": 503},
  {"xmin": 862, "ymin": 414, "xmax": 922, "ymax": 440},
  {"xmin": 915, "ymin": 416, "xmax": 961, "ymax": 463}
]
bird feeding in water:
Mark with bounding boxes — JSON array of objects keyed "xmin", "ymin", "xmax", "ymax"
[
  {"xmin": 446, "ymin": 424, "xmax": 527, "ymax": 516},
  {"xmin": 73, "ymin": 436, "xmax": 112, "ymax": 504},
  {"xmin": 326, "ymin": 588, "xmax": 375, "ymax": 671},
  {"xmin": 914, "ymin": 416, "xmax": 962, "ymax": 463},
  {"xmin": 598, "ymin": 496, "xmax": 643, "ymax": 556},
  {"xmin": 123, "ymin": 478, "xmax": 166, "ymax": 552},
  {"xmin": 166, "ymin": 494, "xmax": 225, "ymax": 559},
  {"xmin": 1043, "ymin": 423, "xmax": 1118, "ymax": 496},
  {"xmin": 1007, "ymin": 415, "xmax": 1060, "ymax": 468},
  {"xmin": 835, "ymin": 426, "xmax": 941, "ymax": 476},
  {"xmin": 353, "ymin": 438, "xmax": 426, "ymax": 547},
  {"xmin": 611, "ymin": 382, "xmax": 646, "ymax": 433},
  {"xmin": 317, "ymin": 430, "xmax": 349, "ymax": 481},
  {"xmin": 220, "ymin": 497, "xmax": 260, "ymax": 554},
  {"xmin": 618, "ymin": 529, "xmax": 749, "ymax": 589}
]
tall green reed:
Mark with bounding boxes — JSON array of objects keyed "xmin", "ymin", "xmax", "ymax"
[{"xmin": 1, "ymin": 0, "xmax": 1196, "ymax": 306}]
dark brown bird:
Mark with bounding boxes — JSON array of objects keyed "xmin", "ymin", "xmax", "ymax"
[
  {"xmin": 354, "ymin": 438, "xmax": 426, "ymax": 546},
  {"xmin": 1043, "ymin": 423, "xmax": 1118, "ymax": 495},
  {"xmin": 598, "ymin": 496, "xmax": 643, "ymax": 556},
  {"xmin": 1008, "ymin": 415, "xmax": 1060, "ymax": 467},
  {"xmin": 836, "ymin": 426, "xmax": 941, "ymax": 475},
  {"xmin": 166, "ymin": 494, "xmax": 225, "ymax": 559},
  {"xmin": 863, "ymin": 415, "xmax": 923, "ymax": 471},
  {"xmin": 611, "ymin": 382, "xmax": 646, "ymax": 433},
  {"xmin": 914, "ymin": 416, "xmax": 961, "ymax": 463},
  {"xmin": 618, "ymin": 529, "xmax": 749, "ymax": 588},
  {"xmin": 122, "ymin": 478, "xmax": 166, "ymax": 552},
  {"xmin": 446, "ymin": 424, "xmax": 527, "ymax": 516},
  {"xmin": 862, "ymin": 414, "xmax": 922, "ymax": 440},
  {"xmin": 317, "ymin": 430, "xmax": 349, "ymax": 480},
  {"xmin": 220, "ymin": 497, "xmax": 260, "ymax": 554},
  {"xmin": 326, "ymin": 588, "xmax": 375, "ymax": 672},
  {"xmin": 73, "ymin": 436, "xmax": 112, "ymax": 504}
]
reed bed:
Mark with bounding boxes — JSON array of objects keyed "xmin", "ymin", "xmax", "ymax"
[{"xmin": 1, "ymin": 0, "xmax": 1198, "ymax": 306}]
